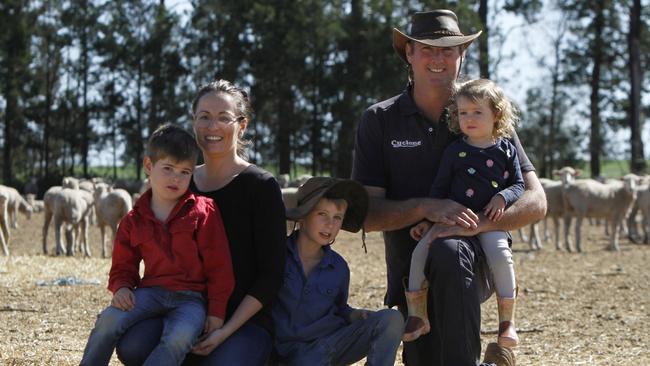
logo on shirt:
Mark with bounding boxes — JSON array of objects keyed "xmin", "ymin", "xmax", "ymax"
[{"xmin": 391, "ymin": 140, "xmax": 422, "ymax": 148}]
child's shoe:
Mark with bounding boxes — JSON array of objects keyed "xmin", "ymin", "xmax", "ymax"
[
  {"xmin": 402, "ymin": 280, "xmax": 430, "ymax": 342},
  {"xmin": 497, "ymin": 296, "xmax": 519, "ymax": 348}
]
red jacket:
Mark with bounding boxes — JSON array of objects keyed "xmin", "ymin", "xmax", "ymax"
[{"xmin": 108, "ymin": 189, "xmax": 234, "ymax": 318}]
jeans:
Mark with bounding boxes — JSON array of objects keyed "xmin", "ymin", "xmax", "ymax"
[
  {"xmin": 81, "ymin": 287, "xmax": 206, "ymax": 366},
  {"xmin": 116, "ymin": 317, "xmax": 273, "ymax": 366},
  {"xmin": 280, "ymin": 309, "xmax": 403, "ymax": 366},
  {"xmin": 401, "ymin": 236, "xmax": 491, "ymax": 366}
]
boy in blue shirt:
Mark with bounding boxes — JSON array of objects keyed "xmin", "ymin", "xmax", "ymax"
[{"xmin": 272, "ymin": 177, "xmax": 404, "ymax": 366}]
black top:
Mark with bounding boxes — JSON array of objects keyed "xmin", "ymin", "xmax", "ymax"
[
  {"xmin": 430, "ymin": 138, "xmax": 524, "ymax": 211},
  {"xmin": 190, "ymin": 165, "xmax": 286, "ymax": 333},
  {"xmin": 352, "ymin": 86, "xmax": 534, "ymax": 306}
]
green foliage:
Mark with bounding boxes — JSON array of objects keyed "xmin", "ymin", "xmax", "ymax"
[{"xmin": 0, "ymin": 0, "xmax": 647, "ymax": 186}]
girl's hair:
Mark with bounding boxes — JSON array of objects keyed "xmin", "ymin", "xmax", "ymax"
[
  {"xmin": 448, "ymin": 79, "xmax": 518, "ymax": 139},
  {"xmin": 191, "ymin": 79, "xmax": 252, "ymax": 158}
]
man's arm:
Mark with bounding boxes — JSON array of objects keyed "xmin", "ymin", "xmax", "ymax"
[{"xmin": 363, "ymin": 186, "xmax": 479, "ymax": 232}]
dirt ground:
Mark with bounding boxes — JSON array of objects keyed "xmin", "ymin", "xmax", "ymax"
[{"xmin": 1, "ymin": 212, "xmax": 649, "ymax": 365}]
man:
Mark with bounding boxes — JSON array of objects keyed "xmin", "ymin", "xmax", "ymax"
[{"xmin": 352, "ymin": 9, "xmax": 546, "ymax": 366}]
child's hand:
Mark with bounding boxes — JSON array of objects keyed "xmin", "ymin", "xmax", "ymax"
[
  {"xmin": 410, "ymin": 221, "xmax": 433, "ymax": 241},
  {"xmin": 203, "ymin": 316, "xmax": 224, "ymax": 335},
  {"xmin": 484, "ymin": 195, "xmax": 506, "ymax": 222},
  {"xmin": 349, "ymin": 308, "xmax": 374, "ymax": 323},
  {"xmin": 111, "ymin": 287, "xmax": 135, "ymax": 311}
]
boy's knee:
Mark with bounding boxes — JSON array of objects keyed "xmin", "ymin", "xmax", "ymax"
[
  {"xmin": 93, "ymin": 307, "xmax": 127, "ymax": 333},
  {"xmin": 160, "ymin": 326, "xmax": 201, "ymax": 353},
  {"xmin": 375, "ymin": 309, "xmax": 404, "ymax": 336}
]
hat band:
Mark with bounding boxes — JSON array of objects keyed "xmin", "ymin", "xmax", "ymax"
[{"xmin": 411, "ymin": 30, "xmax": 465, "ymax": 37}]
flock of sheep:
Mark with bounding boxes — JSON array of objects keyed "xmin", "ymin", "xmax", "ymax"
[
  {"xmin": 523, "ymin": 167, "xmax": 650, "ymax": 252},
  {"xmin": 1, "ymin": 169, "xmax": 648, "ymax": 258},
  {"xmin": 0, "ymin": 177, "xmax": 144, "ymax": 258}
]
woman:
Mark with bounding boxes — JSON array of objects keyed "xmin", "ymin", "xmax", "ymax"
[{"xmin": 116, "ymin": 80, "xmax": 286, "ymax": 365}]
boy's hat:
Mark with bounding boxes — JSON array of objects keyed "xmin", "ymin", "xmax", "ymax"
[
  {"xmin": 286, "ymin": 177, "xmax": 368, "ymax": 233},
  {"xmin": 393, "ymin": 9, "xmax": 482, "ymax": 63}
]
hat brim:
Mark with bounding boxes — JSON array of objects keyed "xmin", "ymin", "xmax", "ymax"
[
  {"xmin": 286, "ymin": 180, "xmax": 369, "ymax": 233},
  {"xmin": 392, "ymin": 28, "xmax": 482, "ymax": 63}
]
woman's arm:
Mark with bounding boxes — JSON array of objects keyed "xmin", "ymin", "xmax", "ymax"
[{"xmin": 191, "ymin": 295, "xmax": 262, "ymax": 355}]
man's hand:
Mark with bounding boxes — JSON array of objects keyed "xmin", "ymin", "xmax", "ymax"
[
  {"xmin": 422, "ymin": 199, "xmax": 479, "ymax": 229},
  {"xmin": 484, "ymin": 195, "xmax": 506, "ymax": 222},
  {"xmin": 432, "ymin": 222, "xmax": 481, "ymax": 239},
  {"xmin": 111, "ymin": 287, "xmax": 135, "ymax": 311},
  {"xmin": 410, "ymin": 221, "xmax": 433, "ymax": 241}
]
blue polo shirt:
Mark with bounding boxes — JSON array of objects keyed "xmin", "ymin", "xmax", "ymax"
[
  {"xmin": 272, "ymin": 231, "xmax": 354, "ymax": 357},
  {"xmin": 351, "ymin": 86, "xmax": 534, "ymax": 307}
]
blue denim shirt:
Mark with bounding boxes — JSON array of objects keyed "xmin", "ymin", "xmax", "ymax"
[{"xmin": 272, "ymin": 231, "xmax": 354, "ymax": 357}]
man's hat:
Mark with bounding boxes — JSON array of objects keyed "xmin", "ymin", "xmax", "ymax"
[
  {"xmin": 286, "ymin": 177, "xmax": 368, "ymax": 233},
  {"xmin": 393, "ymin": 9, "xmax": 482, "ymax": 63}
]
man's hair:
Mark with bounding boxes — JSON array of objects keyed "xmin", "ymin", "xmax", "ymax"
[{"xmin": 146, "ymin": 123, "xmax": 199, "ymax": 164}]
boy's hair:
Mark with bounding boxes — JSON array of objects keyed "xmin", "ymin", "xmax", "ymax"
[
  {"xmin": 321, "ymin": 192, "xmax": 349, "ymax": 213},
  {"xmin": 146, "ymin": 123, "xmax": 200, "ymax": 164},
  {"xmin": 448, "ymin": 79, "xmax": 518, "ymax": 139}
]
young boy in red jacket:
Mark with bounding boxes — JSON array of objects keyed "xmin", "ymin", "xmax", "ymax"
[{"xmin": 81, "ymin": 123, "xmax": 234, "ymax": 366}]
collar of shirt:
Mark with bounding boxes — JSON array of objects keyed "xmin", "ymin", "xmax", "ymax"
[
  {"xmin": 398, "ymin": 84, "xmax": 452, "ymax": 126},
  {"xmin": 133, "ymin": 188, "xmax": 197, "ymax": 224},
  {"xmin": 287, "ymin": 231, "xmax": 336, "ymax": 272}
]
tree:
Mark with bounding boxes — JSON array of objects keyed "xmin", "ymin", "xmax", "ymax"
[{"xmin": 627, "ymin": 0, "xmax": 645, "ymax": 173}]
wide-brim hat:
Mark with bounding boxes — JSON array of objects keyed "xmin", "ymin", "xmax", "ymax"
[
  {"xmin": 286, "ymin": 177, "xmax": 368, "ymax": 233},
  {"xmin": 393, "ymin": 9, "xmax": 483, "ymax": 63}
]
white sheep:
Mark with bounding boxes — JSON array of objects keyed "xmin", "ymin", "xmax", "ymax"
[
  {"xmin": 42, "ymin": 186, "xmax": 94, "ymax": 256},
  {"xmin": 632, "ymin": 177, "xmax": 650, "ymax": 244},
  {"xmin": 0, "ymin": 191, "xmax": 9, "ymax": 255},
  {"xmin": 25, "ymin": 194, "xmax": 44, "ymax": 213},
  {"xmin": 561, "ymin": 174, "xmax": 638, "ymax": 252},
  {"xmin": 538, "ymin": 177, "xmax": 567, "ymax": 251},
  {"xmin": 0, "ymin": 185, "xmax": 34, "ymax": 229},
  {"xmin": 94, "ymin": 183, "xmax": 133, "ymax": 258}
]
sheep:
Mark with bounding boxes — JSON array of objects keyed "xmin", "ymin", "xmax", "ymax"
[
  {"xmin": 0, "ymin": 190, "xmax": 9, "ymax": 255},
  {"xmin": 277, "ymin": 174, "xmax": 290, "ymax": 188},
  {"xmin": 94, "ymin": 182, "xmax": 133, "ymax": 258},
  {"xmin": 25, "ymin": 194, "xmax": 44, "ymax": 213},
  {"xmin": 561, "ymin": 174, "xmax": 638, "ymax": 252},
  {"xmin": 0, "ymin": 185, "xmax": 34, "ymax": 229},
  {"xmin": 538, "ymin": 177, "xmax": 567, "ymax": 251},
  {"xmin": 632, "ymin": 176, "xmax": 650, "ymax": 244},
  {"xmin": 42, "ymin": 186, "xmax": 94, "ymax": 256}
]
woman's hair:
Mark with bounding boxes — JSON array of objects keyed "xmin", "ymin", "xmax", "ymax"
[
  {"xmin": 448, "ymin": 78, "xmax": 518, "ymax": 139},
  {"xmin": 191, "ymin": 79, "xmax": 252, "ymax": 158}
]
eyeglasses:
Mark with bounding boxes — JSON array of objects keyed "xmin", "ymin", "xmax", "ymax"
[{"xmin": 194, "ymin": 114, "xmax": 245, "ymax": 126}]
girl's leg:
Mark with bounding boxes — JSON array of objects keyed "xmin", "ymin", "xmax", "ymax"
[
  {"xmin": 478, "ymin": 231, "xmax": 515, "ymax": 298},
  {"xmin": 403, "ymin": 236, "xmax": 432, "ymax": 342},
  {"xmin": 478, "ymin": 231, "xmax": 518, "ymax": 348}
]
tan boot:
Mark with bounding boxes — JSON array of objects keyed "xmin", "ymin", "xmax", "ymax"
[
  {"xmin": 497, "ymin": 296, "xmax": 519, "ymax": 348},
  {"xmin": 402, "ymin": 281, "xmax": 430, "ymax": 342},
  {"xmin": 483, "ymin": 342, "xmax": 516, "ymax": 366}
]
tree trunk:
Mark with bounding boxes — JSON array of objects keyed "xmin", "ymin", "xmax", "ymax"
[
  {"xmin": 628, "ymin": 0, "xmax": 645, "ymax": 173},
  {"xmin": 478, "ymin": 0, "xmax": 490, "ymax": 78},
  {"xmin": 588, "ymin": 0, "xmax": 604, "ymax": 178}
]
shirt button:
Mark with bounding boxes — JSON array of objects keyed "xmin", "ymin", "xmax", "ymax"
[{"xmin": 428, "ymin": 127, "xmax": 433, "ymax": 132}]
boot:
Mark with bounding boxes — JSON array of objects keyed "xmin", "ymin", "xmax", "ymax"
[
  {"xmin": 483, "ymin": 342, "xmax": 516, "ymax": 366},
  {"xmin": 497, "ymin": 296, "xmax": 519, "ymax": 348},
  {"xmin": 402, "ymin": 280, "xmax": 430, "ymax": 342}
]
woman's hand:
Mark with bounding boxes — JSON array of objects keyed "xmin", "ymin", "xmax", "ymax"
[
  {"xmin": 192, "ymin": 327, "xmax": 229, "ymax": 356},
  {"xmin": 203, "ymin": 315, "xmax": 224, "ymax": 335}
]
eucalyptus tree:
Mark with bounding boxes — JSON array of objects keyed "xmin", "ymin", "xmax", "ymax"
[
  {"xmin": 627, "ymin": 0, "xmax": 646, "ymax": 173},
  {"xmin": 560, "ymin": 0, "xmax": 623, "ymax": 177}
]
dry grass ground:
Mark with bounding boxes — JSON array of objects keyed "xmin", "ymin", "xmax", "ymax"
[{"xmin": 1, "ymin": 212, "xmax": 649, "ymax": 365}]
